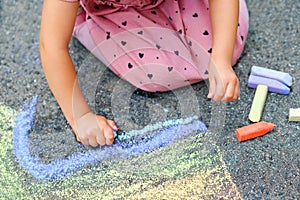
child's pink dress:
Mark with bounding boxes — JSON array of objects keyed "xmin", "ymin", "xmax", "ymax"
[{"xmin": 63, "ymin": 0, "xmax": 249, "ymax": 92}]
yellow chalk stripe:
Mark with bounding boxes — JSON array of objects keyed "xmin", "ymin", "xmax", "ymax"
[
  {"xmin": 29, "ymin": 132, "xmax": 223, "ymax": 199},
  {"xmin": 127, "ymin": 160, "xmax": 242, "ymax": 199},
  {"xmin": 249, "ymin": 84, "xmax": 268, "ymax": 122},
  {"xmin": 0, "ymin": 105, "xmax": 27, "ymax": 199}
]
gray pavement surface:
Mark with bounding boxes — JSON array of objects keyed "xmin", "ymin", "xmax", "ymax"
[{"xmin": 1, "ymin": 0, "xmax": 299, "ymax": 199}]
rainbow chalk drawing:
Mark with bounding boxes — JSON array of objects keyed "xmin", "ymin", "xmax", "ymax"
[
  {"xmin": 0, "ymin": 104, "xmax": 27, "ymax": 198},
  {"xmin": 13, "ymin": 95, "xmax": 207, "ymax": 181},
  {"xmin": 1, "ymin": 96, "xmax": 243, "ymax": 199}
]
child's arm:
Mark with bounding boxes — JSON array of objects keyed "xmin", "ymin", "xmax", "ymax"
[
  {"xmin": 40, "ymin": 0, "xmax": 117, "ymax": 146},
  {"xmin": 207, "ymin": 0, "xmax": 240, "ymax": 102}
]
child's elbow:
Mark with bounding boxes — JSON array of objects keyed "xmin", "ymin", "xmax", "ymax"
[
  {"xmin": 39, "ymin": 34, "xmax": 70, "ymax": 69},
  {"xmin": 39, "ymin": 33, "xmax": 69, "ymax": 55}
]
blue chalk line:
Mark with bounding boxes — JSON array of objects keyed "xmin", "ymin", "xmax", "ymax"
[{"xmin": 13, "ymin": 95, "xmax": 207, "ymax": 181}]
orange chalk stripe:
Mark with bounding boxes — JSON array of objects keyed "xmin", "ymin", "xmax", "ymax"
[{"xmin": 236, "ymin": 122, "xmax": 275, "ymax": 142}]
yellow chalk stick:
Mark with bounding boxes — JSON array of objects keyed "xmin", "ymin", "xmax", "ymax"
[
  {"xmin": 249, "ymin": 84, "xmax": 268, "ymax": 122},
  {"xmin": 289, "ymin": 108, "xmax": 300, "ymax": 122}
]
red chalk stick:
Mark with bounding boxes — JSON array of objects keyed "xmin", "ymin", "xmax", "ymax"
[{"xmin": 236, "ymin": 122, "xmax": 275, "ymax": 142}]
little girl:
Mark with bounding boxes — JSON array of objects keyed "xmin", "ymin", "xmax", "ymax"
[{"xmin": 40, "ymin": 0, "xmax": 248, "ymax": 147}]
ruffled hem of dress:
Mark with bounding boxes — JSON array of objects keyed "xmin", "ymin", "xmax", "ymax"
[{"xmin": 91, "ymin": 0, "xmax": 163, "ymax": 9}]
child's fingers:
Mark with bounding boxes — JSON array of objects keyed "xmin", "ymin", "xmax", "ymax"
[
  {"xmin": 88, "ymin": 134, "xmax": 99, "ymax": 147},
  {"xmin": 74, "ymin": 129, "xmax": 88, "ymax": 145},
  {"xmin": 235, "ymin": 87, "xmax": 240, "ymax": 99},
  {"xmin": 103, "ymin": 126, "xmax": 114, "ymax": 145},
  {"xmin": 207, "ymin": 77, "xmax": 216, "ymax": 98},
  {"xmin": 222, "ymin": 79, "xmax": 240, "ymax": 101},
  {"xmin": 213, "ymin": 79, "xmax": 227, "ymax": 101},
  {"xmin": 223, "ymin": 82, "xmax": 236, "ymax": 101},
  {"xmin": 107, "ymin": 119, "xmax": 118, "ymax": 131},
  {"xmin": 96, "ymin": 132, "xmax": 106, "ymax": 146},
  {"xmin": 234, "ymin": 81, "xmax": 240, "ymax": 99},
  {"xmin": 78, "ymin": 137, "xmax": 89, "ymax": 146},
  {"xmin": 228, "ymin": 80, "xmax": 240, "ymax": 101}
]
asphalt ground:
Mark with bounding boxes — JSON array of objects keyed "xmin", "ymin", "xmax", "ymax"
[{"xmin": 0, "ymin": 0, "xmax": 299, "ymax": 199}]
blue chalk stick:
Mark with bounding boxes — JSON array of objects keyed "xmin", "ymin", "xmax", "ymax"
[
  {"xmin": 248, "ymin": 74, "xmax": 290, "ymax": 95},
  {"xmin": 251, "ymin": 66, "xmax": 293, "ymax": 87}
]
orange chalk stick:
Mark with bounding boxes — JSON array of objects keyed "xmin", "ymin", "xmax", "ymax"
[{"xmin": 236, "ymin": 122, "xmax": 275, "ymax": 142}]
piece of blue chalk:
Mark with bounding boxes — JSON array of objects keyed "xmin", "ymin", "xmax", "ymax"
[
  {"xmin": 251, "ymin": 66, "xmax": 293, "ymax": 87},
  {"xmin": 248, "ymin": 74, "xmax": 290, "ymax": 95}
]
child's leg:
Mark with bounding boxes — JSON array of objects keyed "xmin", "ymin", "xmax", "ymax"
[
  {"xmin": 161, "ymin": 0, "xmax": 249, "ymax": 66},
  {"xmin": 71, "ymin": 0, "xmax": 249, "ymax": 92}
]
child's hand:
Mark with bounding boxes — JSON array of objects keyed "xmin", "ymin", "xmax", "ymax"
[
  {"xmin": 70, "ymin": 112, "xmax": 118, "ymax": 147},
  {"xmin": 207, "ymin": 60, "xmax": 240, "ymax": 102}
]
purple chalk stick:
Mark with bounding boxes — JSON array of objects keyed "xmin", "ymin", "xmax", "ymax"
[
  {"xmin": 251, "ymin": 66, "xmax": 293, "ymax": 87},
  {"xmin": 248, "ymin": 74, "xmax": 290, "ymax": 95}
]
